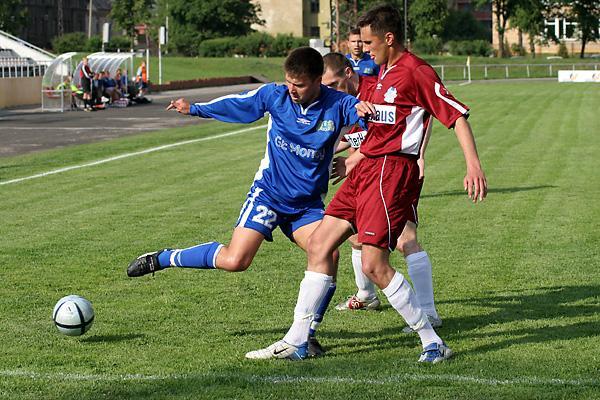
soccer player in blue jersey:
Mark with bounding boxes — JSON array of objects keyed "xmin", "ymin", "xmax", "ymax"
[
  {"xmin": 346, "ymin": 27, "xmax": 380, "ymax": 77},
  {"xmin": 126, "ymin": 47, "xmax": 363, "ymax": 359}
]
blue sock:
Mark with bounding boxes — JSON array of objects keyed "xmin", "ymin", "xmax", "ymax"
[
  {"xmin": 157, "ymin": 242, "xmax": 223, "ymax": 269},
  {"xmin": 309, "ymin": 282, "xmax": 336, "ymax": 337}
]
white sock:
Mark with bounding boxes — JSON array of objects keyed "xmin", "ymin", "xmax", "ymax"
[
  {"xmin": 406, "ymin": 251, "xmax": 438, "ymax": 318},
  {"xmin": 283, "ymin": 271, "xmax": 333, "ymax": 346},
  {"xmin": 352, "ymin": 248, "xmax": 377, "ymax": 300},
  {"xmin": 382, "ymin": 272, "xmax": 442, "ymax": 347}
]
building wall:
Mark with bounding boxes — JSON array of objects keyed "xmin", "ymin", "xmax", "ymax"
[
  {"xmin": 253, "ymin": 0, "xmax": 304, "ymax": 37},
  {"xmin": 253, "ymin": 0, "xmax": 331, "ymax": 41},
  {"xmin": 19, "ymin": 0, "xmax": 112, "ymax": 50},
  {"xmin": 492, "ymin": 11, "xmax": 600, "ymax": 56}
]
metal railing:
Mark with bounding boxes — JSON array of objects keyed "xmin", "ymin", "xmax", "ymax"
[
  {"xmin": 432, "ymin": 62, "xmax": 600, "ymax": 81},
  {"xmin": 0, "ymin": 59, "xmax": 52, "ymax": 78}
]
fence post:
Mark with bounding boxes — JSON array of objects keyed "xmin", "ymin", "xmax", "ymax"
[
  {"xmin": 441, "ymin": 65, "xmax": 445, "ymax": 81},
  {"xmin": 484, "ymin": 65, "xmax": 488, "ymax": 79},
  {"xmin": 572, "ymin": 64, "xmax": 575, "ymax": 71},
  {"xmin": 550, "ymin": 64, "xmax": 553, "ymax": 76},
  {"xmin": 505, "ymin": 65, "xmax": 509, "ymax": 79},
  {"xmin": 526, "ymin": 64, "xmax": 530, "ymax": 78}
]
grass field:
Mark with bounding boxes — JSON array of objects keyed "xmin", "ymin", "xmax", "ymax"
[
  {"xmin": 146, "ymin": 55, "xmax": 600, "ymax": 83},
  {"xmin": 1, "ymin": 81, "xmax": 599, "ymax": 399}
]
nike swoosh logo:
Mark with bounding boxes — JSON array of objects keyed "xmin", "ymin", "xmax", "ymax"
[{"xmin": 273, "ymin": 346, "xmax": 289, "ymax": 355}]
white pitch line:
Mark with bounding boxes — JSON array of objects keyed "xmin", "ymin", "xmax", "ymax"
[
  {"xmin": 0, "ymin": 369, "xmax": 597, "ymax": 388},
  {"xmin": 0, "ymin": 124, "xmax": 267, "ymax": 186}
]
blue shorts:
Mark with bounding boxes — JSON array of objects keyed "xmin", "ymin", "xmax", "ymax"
[{"xmin": 235, "ymin": 185, "xmax": 325, "ymax": 242}]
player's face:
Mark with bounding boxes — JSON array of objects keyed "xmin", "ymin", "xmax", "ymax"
[
  {"xmin": 360, "ymin": 25, "xmax": 387, "ymax": 65},
  {"xmin": 322, "ymin": 67, "xmax": 355, "ymax": 96},
  {"xmin": 285, "ymin": 73, "xmax": 321, "ymax": 104},
  {"xmin": 347, "ymin": 34, "xmax": 363, "ymax": 57}
]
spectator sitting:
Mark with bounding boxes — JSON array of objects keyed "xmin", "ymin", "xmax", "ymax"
[
  {"xmin": 102, "ymin": 71, "xmax": 121, "ymax": 103},
  {"xmin": 55, "ymin": 76, "xmax": 83, "ymax": 110}
]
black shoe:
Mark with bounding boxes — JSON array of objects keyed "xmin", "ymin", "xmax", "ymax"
[
  {"xmin": 127, "ymin": 250, "xmax": 165, "ymax": 277},
  {"xmin": 307, "ymin": 335, "xmax": 326, "ymax": 357}
]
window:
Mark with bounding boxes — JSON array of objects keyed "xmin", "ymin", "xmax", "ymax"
[
  {"xmin": 545, "ymin": 18, "xmax": 578, "ymax": 40},
  {"xmin": 310, "ymin": 0, "xmax": 320, "ymax": 13},
  {"xmin": 310, "ymin": 26, "xmax": 320, "ymax": 37}
]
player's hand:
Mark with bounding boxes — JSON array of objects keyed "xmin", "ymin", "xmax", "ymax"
[
  {"xmin": 330, "ymin": 156, "xmax": 347, "ymax": 185},
  {"xmin": 417, "ymin": 157, "xmax": 425, "ymax": 179},
  {"xmin": 355, "ymin": 101, "xmax": 376, "ymax": 119},
  {"xmin": 166, "ymin": 98, "xmax": 191, "ymax": 114},
  {"xmin": 464, "ymin": 165, "xmax": 487, "ymax": 203}
]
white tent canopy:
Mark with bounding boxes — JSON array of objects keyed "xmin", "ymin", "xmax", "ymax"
[{"xmin": 41, "ymin": 52, "xmax": 77, "ymax": 90}]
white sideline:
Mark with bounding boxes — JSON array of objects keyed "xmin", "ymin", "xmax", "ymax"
[
  {"xmin": 0, "ymin": 369, "xmax": 598, "ymax": 388},
  {"xmin": 0, "ymin": 124, "xmax": 268, "ymax": 186}
]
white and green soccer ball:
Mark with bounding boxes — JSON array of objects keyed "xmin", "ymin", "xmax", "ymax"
[{"xmin": 52, "ymin": 295, "xmax": 95, "ymax": 336}]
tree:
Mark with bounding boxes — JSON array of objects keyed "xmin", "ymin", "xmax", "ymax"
[
  {"xmin": 0, "ymin": 0, "xmax": 26, "ymax": 35},
  {"xmin": 477, "ymin": 0, "xmax": 518, "ymax": 57},
  {"xmin": 567, "ymin": 0, "xmax": 600, "ymax": 58},
  {"xmin": 168, "ymin": 0, "xmax": 263, "ymax": 56},
  {"xmin": 409, "ymin": 0, "xmax": 448, "ymax": 39},
  {"xmin": 511, "ymin": 0, "xmax": 545, "ymax": 57},
  {"xmin": 111, "ymin": 0, "xmax": 155, "ymax": 48}
]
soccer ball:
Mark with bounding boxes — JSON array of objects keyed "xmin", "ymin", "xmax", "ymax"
[{"xmin": 52, "ymin": 295, "xmax": 95, "ymax": 336}]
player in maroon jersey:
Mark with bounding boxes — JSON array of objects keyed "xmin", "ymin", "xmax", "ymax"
[
  {"xmin": 247, "ymin": 4, "xmax": 486, "ymax": 363},
  {"xmin": 320, "ymin": 53, "xmax": 442, "ymax": 334}
]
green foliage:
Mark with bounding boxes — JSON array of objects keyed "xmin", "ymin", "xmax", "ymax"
[
  {"xmin": 443, "ymin": 9, "xmax": 490, "ymax": 41},
  {"xmin": 557, "ymin": 41, "xmax": 570, "ymax": 58},
  {"xmin": 52, "ymin": 32, "xmax": 89, "ymax": 54},
  {"xmin": 448, "ymin": 40, "xmax": 493, "ymax": 56},
  {"xmin": 198, "ymin": 37, "xmax": 237, "ymax": 57},
  {"xmin": 412, "ymin": 36, "xmax": 444, "ymax": 55},
  {"xmin": 0, "ymin": 0, "xmax": 26, "ymax": 35},
  {"xmin": 409, "ymin": 0, "xmax": 448, "ymax": 40},
  {"xmin": 105, "ymin": 36, "xmax": 133, "ymax": 52},
  {"xmin": 510, "ymin": 43, "xmax": 526, "ymax": 56},
  {"xmin": 198, "ymin": 33, "xmax": 310, "ymax": 57},
  {"xmin": 86, "ymin": 35, "xmax": 102, "ymax": 52},
  {"xmin": 565, "ymin": 0, "xmax": 600, "ymax": 57},
  {"xmin": 111, "ymin": 0, "xmax": 155, "ymax": 45},
  {"xmin": 169, "ymin": 0, "xmax": 263, "ymax": 56}
]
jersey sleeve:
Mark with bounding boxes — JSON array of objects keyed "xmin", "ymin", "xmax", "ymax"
[
  {"xmin": 339, "ymin": 93, "xmax": 367, "ymax": 130},
  {"xmin": 189, "ymin": 84, "xmax": 272, "ymax": 123},
  {"xmin": 413, "ymin": 65, "xmax": 469, "ymax": 129}
]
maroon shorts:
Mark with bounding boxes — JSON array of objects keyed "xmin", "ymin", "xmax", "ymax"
[{"xmin": 326, "ymin": 154, "xmax": 422, "ymax": 251}]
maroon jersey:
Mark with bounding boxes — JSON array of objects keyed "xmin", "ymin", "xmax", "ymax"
[
  {"xmin": 361, "ymin": 51, "xmax": 469, "ymax": 157},
  {"xmin": 342, "ymin": 75, "xmax": 377, "ymax": 148}
]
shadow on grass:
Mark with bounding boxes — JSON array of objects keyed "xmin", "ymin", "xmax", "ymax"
[
  {"xmin": 81, "ymin": 333, "xmax": 145, "ymax": 343},
  {"xmin": 437, "ymin": 285, "xmax": 600, "ymax": 354},
  {"xmin": 422, "ymin": 184, "xmax": 557, "ymax": 199}
]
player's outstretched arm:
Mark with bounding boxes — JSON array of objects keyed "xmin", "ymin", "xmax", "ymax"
[
  {"xmin": 166, "ymin": 98, "xmax": 191, "ymax": 114},
  {"xmin": 453, "ymin": 116, "xmax": 487, "ymax": 203}
]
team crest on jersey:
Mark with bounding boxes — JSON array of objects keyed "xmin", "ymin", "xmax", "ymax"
[
  {"xmin": 363, "ymin": 67, "xmax": 374, "ymax": 74},
  {"xmin": 316, "ymin": 120, "xmax": 335, "ymax": 132},
  {"xmin": 384, "ymin": 86, "xmax": 397, "ymax": 103}
]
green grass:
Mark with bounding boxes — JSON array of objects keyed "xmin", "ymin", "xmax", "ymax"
[
  {"xmin": 1, "ymin": 81, "xmax": 599, "ymax": 399},
  {"xmin": 146, "ymin": 55, "xmax": 600, "ymax": 83}
]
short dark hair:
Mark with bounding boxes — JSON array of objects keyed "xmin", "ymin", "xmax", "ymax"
[
  {"xmin": 357, "ymin": 4, "xmax": 403, "ymax": 43},
  {"xmin": 348, "ymin": 27, "xmax": 361, "ymax": 36},
  {"xmin": 284, "ymin": 47, "xmax": 324, "ymax": 80},
  {"xmin": 323, "ymin": 52, "xmax": 353, "ymax": 77}
]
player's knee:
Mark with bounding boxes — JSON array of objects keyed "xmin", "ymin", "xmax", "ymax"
[
  {"xmin": 307, "ymin": 234, "xmax": 329, "ymax": 259},
  {"xmin": 397, "ymin": 238, "xmax": 421, "ymax": 256},
  {"xmin": 222, "ymin": 254, "xmax": 253, "ymax": 272}
]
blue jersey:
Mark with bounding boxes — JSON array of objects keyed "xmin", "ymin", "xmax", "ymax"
[
  {"xmin": 346, "ymin": 53, "xmax": 380, "ymax": 77},
  {"xmin": 189, "ymin": 83, "xmax": 362, "ymax": 207}
]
